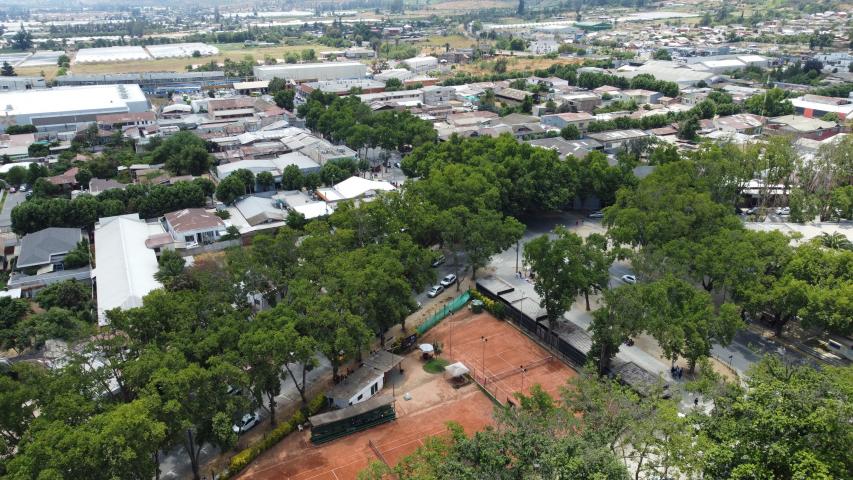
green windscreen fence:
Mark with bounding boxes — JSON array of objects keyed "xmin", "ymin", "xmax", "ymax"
[{"xmin": 417, "ymin": 291, "xmax": 471, "ymax": 335}]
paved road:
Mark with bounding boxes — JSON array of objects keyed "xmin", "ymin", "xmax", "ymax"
[
  {"xmin": 158, "ymin": 355, "xmax": 332, "ymax": 480},
  {"xmin": 0, "ymin": 191, "xmax": 24, "ymax": 231}
]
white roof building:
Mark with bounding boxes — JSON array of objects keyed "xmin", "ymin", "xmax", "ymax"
[
  {"xmin": 94, "ymin": 214, "xmax": 162, "ymax": 326},
  {"xmin": 402, "ymin": 56, "xmax": 439, "ymax": 73},
  {"xmin": 215, "ymin": 152, "xmax": 321, "ymax": 180},
  {"xmin": 0, "ymin": 84, "xmax": 150, "ymax": 133},
  {"xmin": 315, "ymin": 176, "xmax": 395, "ymax": 203},
  {"xmin": 253, "ymin": 62, "xmax": 367, "ymax": 82}
]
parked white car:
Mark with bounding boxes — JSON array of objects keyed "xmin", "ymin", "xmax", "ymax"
[
  {"xmin": 440, "ymin": 274, "xmax": 457, "ymax": 287},
  {"xmin": 621, "ymin": 274, "xmax": 637, "ymax": 284},
  {"xmin": 232, "ymin": 412, "xmax": 260, "ymax": 434},
  {"xmin": 427, "ymin": 285, "xmax": 444, "ymax": 298}
]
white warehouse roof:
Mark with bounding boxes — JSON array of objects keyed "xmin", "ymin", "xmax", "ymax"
[
  {"xmin": 0, "ymin": 84, "xmax": 150, "ymax": 130},
  {"xmin": 253, "ymin": 62, "xmax": 367, "ymax": 82},
  {"xmin": 75, "ymin": 46, "xmax": 151, "ymax": 63},
  {"xmin": 94, "ymin": 214, "xmax": 162, "ymax": 326}
]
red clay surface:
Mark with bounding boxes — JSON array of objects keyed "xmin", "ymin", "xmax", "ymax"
[
  {"xmin": 236, "ymin": 312, "xmax": 577, "ymax": 480},
  {"xmin": 425, "ymin": 311, "xmax": 578, "ymax": 405},
  {"xmin": 236, "ymin": 388, "xmax": 494, "ymax": 480}
]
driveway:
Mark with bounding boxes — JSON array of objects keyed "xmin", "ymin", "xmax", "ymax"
[
  {"xmin": 0, "ymin": 191, "xmax": 24, "ymax": 232},
  {"xmin": 158, "ymin": 354, "xmax": 332, "ymax": 480}
]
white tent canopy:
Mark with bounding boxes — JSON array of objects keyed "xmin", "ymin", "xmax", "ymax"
[
  {"xmin": 445, "ymin": 362, "xmax": 470, "ymax": 378},
  {"xmin": 418, "ymin": 343, "xmax": 434, "ymax": 354}
]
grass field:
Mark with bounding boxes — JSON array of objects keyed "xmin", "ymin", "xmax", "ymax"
[
  {"xmin": 452, "ymin": 56, "xmax": 583, "ymax": 77},
  {"xmin": 17, "ymin": 42, "xmax": 328, "ymax": 79}
]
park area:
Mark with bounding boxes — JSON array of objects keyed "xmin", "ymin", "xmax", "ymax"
[{"xmin": 234, "ymin": 310, "xmax": 578, "ymax": 480}]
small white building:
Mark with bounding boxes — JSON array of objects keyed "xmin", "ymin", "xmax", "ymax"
[
  {"xmin": 315, "ymin": 176, "xmax": 395, "ymax": 204},
  {"xmin": 402, "ymin": 56, "xmax": 438, "ymax": 74},
  {"xmin": 326, "ymin": 350, "xmax": 403, "ymax": 408}
]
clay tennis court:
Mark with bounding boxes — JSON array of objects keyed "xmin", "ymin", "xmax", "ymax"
[
  {"xmin": 235, "ymin": 311, "xmax": 577, "ymax": 480},
  {"xmin": 235, "ymin": 365, "xmax": 495, "ymax": 480},
  {"xmin": 425, "ymin": 310, "xmax": 578, "ymax": 404}
]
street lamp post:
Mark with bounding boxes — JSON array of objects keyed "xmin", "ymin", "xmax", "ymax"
[
  {"xmin": 515, "ymin": 239, "xmax": 520, "ymax": 274},
  {"xmin": 520, "ymin": 366, "xmax": 527, "ymax": 393},
  {"xmin": 481, "ymin": 336, "xmax": 488, "ymax": 384}
]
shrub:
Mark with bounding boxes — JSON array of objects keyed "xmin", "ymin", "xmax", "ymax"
[
  {"xmin": 469, "ymin": 289, "xmax": 506, "ymax": 319},
  {"xmin": 223, "ymin": 393, "xmax": 327, "ymax": 478}
]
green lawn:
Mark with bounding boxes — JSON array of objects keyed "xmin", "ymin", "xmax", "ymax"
[{"xmin": 423, "ymin": 357, "xmax": 449, "ymax": 374}]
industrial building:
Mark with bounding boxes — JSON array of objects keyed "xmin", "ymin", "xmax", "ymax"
[
  {"xmin": 297, "ymin": 79, "xmax": 385, "ymax": 100},
  {"xmin": 401, "ymin": 56, "xmax": 439, "ymax": 74},
  {"xmin": 0, "ymin": 84, "xmax": 150, "ymax": 133},
  {"xmin": 253, "ymin": 62, "xmax": 368, "ymax": 82},
  {"xmin": 55, "ymin": 72, "xmax": 230, "ymax": 95},
  {"xmin": 615, "ymin": 60, "xmax": 718, "ymax": 87},
  {"xmin": 0, "ymin": 76, "xmax": 46, "ymax": 92}
]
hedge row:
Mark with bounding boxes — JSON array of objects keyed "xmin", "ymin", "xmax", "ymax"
[
  {"xmin": 222, "ymin": 393, "xmax": 326, "ymax": 478},
  {"xmin": 469, "ymin": 289, "xmax": 506, "ymax": 319}
]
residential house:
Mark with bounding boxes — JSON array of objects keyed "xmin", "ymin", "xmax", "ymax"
[
  {"xmin": 45, "ymin": 167, "xmax": 80, "ymax": 189},
  {"xmin": 767, "ymin": 115, "xmax": 841, "ymax": 140},
  {"xmin": 88, "ymin": 178, "xmax": 126, "ymax": 195},
  {"xmin": 713, "ymin": 113, "xmax": 766, "ymax": 135},
  {"xmin": 494, "ymin": 87, "xmax": 533, "ymax": 107},
  {"xmin": 616, "ymin": 89, "xmax": 662, "ymax": 105},
  {"xmin": 586, "ymin": 129, "xmax": 650, "ymax": 152},
  {"xmin": 540, "ymin": 112, "xmax": 594, "ymax": 132},
  {"xmin": 215, "ymin": 152, "xmax": 321, "ymax": 185},
  {"xmin": 557, "ymin": 92, "xmax": 602, "ymax": 113},
  {"xmin": 162, "ymin": 208, "xmax": 227, "ymax": 246},
  {"xmin": 7, "ymin": 227, "xmax": 91, "ymax": 297},
  {"xmin": 525, "ymin": 137, "xmax": 601, "ymax": 159}
]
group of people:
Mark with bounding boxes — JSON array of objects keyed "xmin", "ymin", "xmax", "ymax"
[{"xmin": 670, "ymin": 365, "xmax": 685, "ymax": 380}]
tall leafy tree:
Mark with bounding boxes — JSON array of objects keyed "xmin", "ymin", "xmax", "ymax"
[
  {"xmin": 523, "ymin": 227, "xmax": 586, "ymax": 323},
  {"xmin": 700, "ymin": 357, "xmax": 853, "ymax": 480}
]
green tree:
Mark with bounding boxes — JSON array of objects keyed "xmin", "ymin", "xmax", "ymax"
[
  {"xmin": 268, "ymin": 77, "xmax": 287, "ymax": 94},
  {"xmin": 366, "ymin": 387, "xmax": 628, "ymax": 480},
  {"xmin": 12, "ymin": 28, "xmax": 33, "ymax": 50},
  {"xmin": 256, "ymin": 171, "xmax": 275, "ymax": 191},
  {"xmin": 384, "ymin": 77, "xmax": 403, "ymax": 91},
  {"xmin": 652, "ymin": 48, "xmax": 672, "ymax": 60},
  {"xmin": 589, "ymin": 285, "xmax": 647, "ymax": 373},
  {"xmin": 0, "ymin": 61, "xmax": 15, "ymax": 77},
  {"xmin": 560, "ymin": 124, "xmax": 581, "ymax": 140},
  {"xmin": 273, "ymin": 89, "xmax": 295, "ymax": 110},
  {"xmin": 3, "ymin": 397, "xmax": 167, "ymax": 480},
  {"xmin": 301, "ymin": 48, "xmax": 316, "ymax": 61},
  {"xmin": 281, "ymin": 164, "xmax": 303, "ymax": 190},
  {"xmin": 152, "ymin": 131, "xmax": 211, "ymax": 176},
  {"xmin": 154, "ymin": 249, "xmax": 187, "ymax": 289},
  {"xmin": 35, "ymin": 280, "xmax": 92, "ymax": 313},
  {"xmin": 215, "ymin": 175, "xmax": 246, "ymax": 204},
  {"xmin": 677, "ymin": 115, "xmax": 700, "ymax": 141},
  {"xmin": 700, "ymin": 357, "xmax": 853, "ymax": 480},
  {"xmin": 62, "ymin": 240, "xmax": 90, "ymax": 269},
  {"xmin": 146, "ymin": 361, "xmax": 245, "ymax": 480},
  {"xmin": 744, "ymin": 87, "xmax": 794, "ymax": 117},
  {"xmin": 523, "ymin": 227, "xmax": 586, "ymax": 323}
]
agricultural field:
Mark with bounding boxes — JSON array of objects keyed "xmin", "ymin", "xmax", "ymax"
[{"xmin": 15, "ymin": 42, "xmax": 328, "ymax": 79}]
